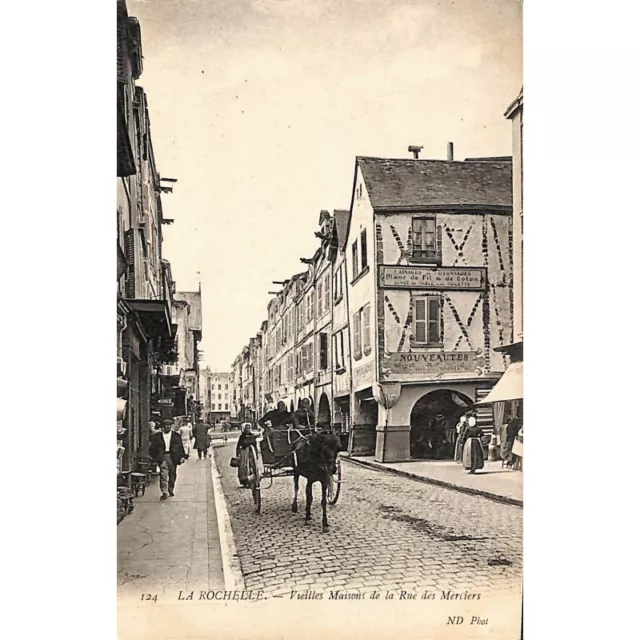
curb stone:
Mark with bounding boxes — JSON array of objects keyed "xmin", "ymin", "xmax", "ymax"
[
  {"xmin": 210, "ymin": 454, "xmax": 247, "ymax": 590},
  {"xmin": 341, "ymin": 455, "xmax": 523, "ymax": 508}
]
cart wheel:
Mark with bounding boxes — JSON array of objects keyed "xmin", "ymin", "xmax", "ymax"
[
  {"xmin": 327, "ymin": 457, "xmax": 342, "ymax": 505},
  {"xmin": 248, "ymin": 445, "xmax": 261, "ymax": 514}
]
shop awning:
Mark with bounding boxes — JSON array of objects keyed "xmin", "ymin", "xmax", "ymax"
[
  {"xmin": 127, "ymin": 299, "xmax": 173, "ymax": 341},
  {"xmin": 476, "ymin": 361, "xmax": 523, "ymax": 404}
]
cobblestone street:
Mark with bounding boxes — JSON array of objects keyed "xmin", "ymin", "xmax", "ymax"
[{"xmin": 213, "ymin": 440, "xmax": 522, "ymax": 599}]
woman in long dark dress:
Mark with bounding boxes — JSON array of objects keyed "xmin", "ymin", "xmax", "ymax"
[
  {"xmin": 236, "ymin": 423, "xmax": 255, "ymax": 487},
  {"xmin": 462, "ymin": 416, "xmax": 484, "ymax": 474}
]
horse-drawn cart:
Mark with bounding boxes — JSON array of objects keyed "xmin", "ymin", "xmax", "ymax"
[{"xmin": 244, "ymin": 427, "xmax": 342, "ymax": 528}]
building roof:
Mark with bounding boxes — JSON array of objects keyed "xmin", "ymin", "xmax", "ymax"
[
  {"xmin": 333, "ymin": 209, "xmax": 350, "ymax": 250},
  {"xmin": 357, "ymin": 156, "xmax": 513, "ymax": 210},
  {"xmin": 504, "ymin": 87, "xmax": 523, "ymax": 119}
]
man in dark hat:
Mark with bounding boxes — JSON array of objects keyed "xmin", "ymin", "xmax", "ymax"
[{"xmin": 149, "ymin": 419, "xmax": 186, "ymax": 500}]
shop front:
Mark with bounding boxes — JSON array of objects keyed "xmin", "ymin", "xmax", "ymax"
[{"xmin": 477, "ymin": 357, "xmax": 523, "ymax": 469}]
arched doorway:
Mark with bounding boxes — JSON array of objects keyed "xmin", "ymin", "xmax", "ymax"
[
  {"xmin": 409, "ymin": 389, "xmax": 474, "ymax": 459},
  {"xmin": 317, "ymin": 392, "xmax": 331, "ymax": 428}
]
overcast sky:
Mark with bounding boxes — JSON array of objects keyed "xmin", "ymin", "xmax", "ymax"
[{"xmin": 128, "ymin": 0, "xmax": 522, "ymax": 372}]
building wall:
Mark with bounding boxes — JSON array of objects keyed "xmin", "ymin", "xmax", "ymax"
[
  {"xmin": 511, "ymin": 106, "xmax": 523, "ymax": 341},
  {"xmin": 346, "ymin": 166, "xmax": 377, "ymax": 394},
  {"xmin": 376, "ymin": 210, "xmax": 513, "ymax": 381}
]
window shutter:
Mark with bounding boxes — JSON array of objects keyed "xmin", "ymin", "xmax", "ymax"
[
  {"xmin": 117, "ymin": 20, "xmax": 127, "ymax": 83},
  {"xmin": 363, "ymin": 305, "xmax": 371, "ymax": 355},
  {"xmin": 125, "ymin": 229, "xmax": 136, "ymax": 298},
  {"xmin": 320, "ymin": 334, "xmax": 328, "ymax": 370},
  {"xmin": 361, "ymin": 230, "xmax": 368, "ymax": 269},
  {"xmin": 436, "ymin": 224, "xmax": 443, "ymax": 263},
  {"xmin": 414, "ymin": 299, "xmax": 426, "ymax": 343},
  {"xmin": 317, "ymin": 281, "xmax": 323, "ymax": 316},
  {"xmin": 352, "ymin": 241, "xmax": 359, "ymax": 280},
  {"xmin": 428, "ymin": 298, "xmax": 441, "ymax": 344},
  {"xmin": 354, "ymin": 313, "xmax": 362, "ymax": 360}
]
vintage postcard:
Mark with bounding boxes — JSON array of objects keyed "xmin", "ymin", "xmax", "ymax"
[{"xmin": 117, "ymin": 1, "xmax": 523, "ymax": 638}]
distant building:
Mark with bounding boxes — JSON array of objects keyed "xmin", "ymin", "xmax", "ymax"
[{"xmin": 205, "ymin": 370, "xmax": 233, "ymax": 423}]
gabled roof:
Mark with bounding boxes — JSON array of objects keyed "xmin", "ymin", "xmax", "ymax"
[
  {"xmin": 505, "ymin": 87, "xmax": 523, "ymax": 119},
  {"xmin": 356, "ymin": 156, "xmax": 513, "ymax": 210},
  {"xmin": 333, "ymin": 209, "xmax": 350, "ymax": 250}
]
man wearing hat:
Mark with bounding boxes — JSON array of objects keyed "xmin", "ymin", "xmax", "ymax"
[{"xmin": 149, "ymin": 419, "xmax": 187, "ymax": 500}]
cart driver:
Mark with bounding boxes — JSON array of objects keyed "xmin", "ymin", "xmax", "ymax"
[{"xmin": 258, "ymin": 401, "xmax": 298, "ymax": 431}]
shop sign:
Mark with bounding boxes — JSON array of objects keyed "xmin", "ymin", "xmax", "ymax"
[
  {"xmin": 381, "ymin": 351, "xmax": 483, "ymax": 378},
  {"xmin": 158, "ymin": 398, "xmax": 173, "ymax": 405},
  {"xmin": 334, "ymin": 371, "xmax": 350, "ymax": 395},
  {"xmin": 352, "ymin": 361, "xmax": 375, "ymax": 390},
  {"xmin": 379, "ymin": 266, "xmax": 486, "ymax": 291}
]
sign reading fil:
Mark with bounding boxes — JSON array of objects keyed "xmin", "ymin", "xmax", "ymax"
[{"xmin": 379, "ymin": 266, "xmax": 486, "ymax": 291}]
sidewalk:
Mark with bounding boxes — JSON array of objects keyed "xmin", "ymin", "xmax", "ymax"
[
  {"xmin": 117, "ymin": 454, "xmax": 225, "ymax": 602},
  {"xmin": 346, "ymin": 456, "xmax": 523, "ymax": 507}
]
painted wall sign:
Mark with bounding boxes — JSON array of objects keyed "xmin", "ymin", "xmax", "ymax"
[
  {"xmin": 352, "ymin": 361, "xmax": 375, "ymax": 390},
  {"xmin": 379, "ymin": 266, "xmax": 486, "ymax": 291},
  {"xmin": 380, "ymin": 350, "xmax": 483, "ymax": 378}
]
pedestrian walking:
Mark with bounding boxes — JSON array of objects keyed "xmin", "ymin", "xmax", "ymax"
[
  {"xmin": 149, "ymin": 420, "xmax": 186, "ymax": 500},
  {"xmin": 235, "ymin": 422, "xmax": 256, "ymax": 488},
  {"xmin": 193, "ymin": 421, "xmax": 210, "ymax": 460},
  {"xmin": 504, "ymin": 415, "xmax": 523, "ymax": 468},
  {"xmin": 178, "ymin": 421, "xmax": 193, "ymax": 459},
  {"xmin": 461, "ymin": 416, "xmax": 484, "ymax": 474}
]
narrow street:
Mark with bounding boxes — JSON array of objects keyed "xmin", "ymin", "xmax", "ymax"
[{"xmin": 213, "ymin": 439, "xmax": 522, "ymax": 599}]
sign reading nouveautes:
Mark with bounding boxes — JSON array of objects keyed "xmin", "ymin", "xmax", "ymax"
[{"xmin": 379, "ymin": 266, "xmax": 486, "ymax": 290}]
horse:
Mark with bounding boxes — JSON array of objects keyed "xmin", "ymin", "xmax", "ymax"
[{"xmin": 290, "ymin": 429, "xmax": 340, "ymax": 533}]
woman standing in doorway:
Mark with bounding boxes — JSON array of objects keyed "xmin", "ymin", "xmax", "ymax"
[
  {"xmin": 454, "ymin": 415, "xmax": 467, "ymax": 462},
  {"xmin": 462, "ymin": 416, "xmax": 484, "ymax": 474}
]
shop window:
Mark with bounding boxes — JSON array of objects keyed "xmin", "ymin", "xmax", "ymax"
[
  {"xmin": 413, "ymin": 296, "xmax": 442, "ymax": 346},
  {"xmin": 411, "ymin": 217, "xmax": 440, "ymax": 262},
  {"xmin": 363, "ymin": 304, "xmax": 371, "ymax": 355}
]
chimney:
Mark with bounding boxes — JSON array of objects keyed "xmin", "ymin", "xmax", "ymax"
[
  {"xmin": 408, "ymin": 145, "xmax": 423, "ymax": 159},
  {"xmin": 447, "ymin": 142, "xmax": 454, "ymax": 161}
]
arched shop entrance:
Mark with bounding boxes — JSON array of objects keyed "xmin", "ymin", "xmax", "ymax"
[
  {"xmin": 409, "ymin": 389, "xmax": 474, "ymax": 459},
  {"xmin": 317, "ymin": 392, "xmax": 331, "ymax": 428}
]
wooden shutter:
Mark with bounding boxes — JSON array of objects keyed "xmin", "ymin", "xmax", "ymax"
[
  {"xmin": 427, "ymin": 298, "xmax": 441, "ymax": 344},
  {"xmin": 117, "ymin": 19, "xmax": 127, "ymax": 83},
  {"xmin": 125, "ymin": 229, "xmax": 136, "ymax": 298},
  {"xmin": 436, "ymin": 223, "xmax": 443, "ymax": 264},
  {"xmin": 363, "ymin": 304, "xmax": 371, "ymax": 355},
  {"xmin": 352, "ymin": 241, "xmax": 359, "ymax": 280},
  {"xmin": 360, "ymin": 229, "xmax": 368, "ymax": 269},
  {"xmin": 354, "ymin": 312, "xmax": 362, "ymax": 359},
  {"xmin": 317, "ymin": 280, "xmax": 323, "ymax": 316},
  {"xmin": 320, "ymin": 333, "xmax": 328, "ymax": 370},
  {"xmin": 414, "ymin": 299, "xmax": 426, "ymax": 343}
]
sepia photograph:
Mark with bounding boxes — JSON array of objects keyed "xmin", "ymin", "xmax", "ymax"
[{"xmin": 116, "ymin": 0, "xmax": 523, "ymax": 637}]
